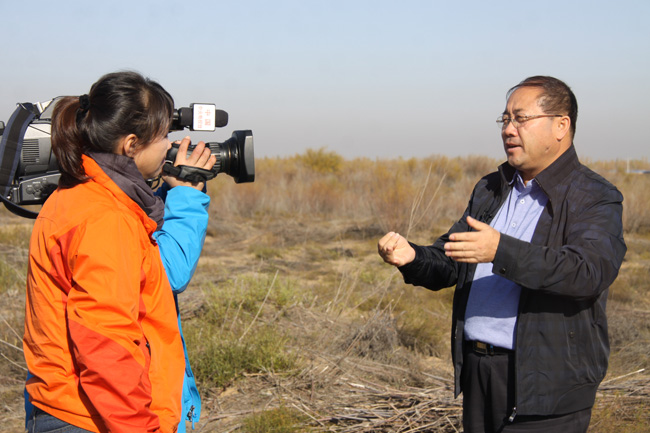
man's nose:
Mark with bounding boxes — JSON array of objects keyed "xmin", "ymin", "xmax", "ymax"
[{"xmin": 502, "ymin": 121, "xmax": 518, "ymax": 136}]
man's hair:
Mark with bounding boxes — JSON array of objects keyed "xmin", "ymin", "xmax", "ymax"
[{"xmin": 508, "ymin": 76, "xmax": 578, "ymax": 139}]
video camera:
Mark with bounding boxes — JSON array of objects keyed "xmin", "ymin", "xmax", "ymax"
[
  {"xmin": 164, "ymin": 103, "xmax": 254, "ymax": 186},
  {"xmin": 0, "ymin": 99, "xmax": 255, "ymax": 218}
]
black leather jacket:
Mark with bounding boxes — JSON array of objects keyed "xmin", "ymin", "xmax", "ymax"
[{"xmin": 399, "ymin": 145, "xmax": 626, "ymax": 416}]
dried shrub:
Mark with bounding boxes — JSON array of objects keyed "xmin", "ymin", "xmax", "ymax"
[
  {"xmin": 242, "ymin": 406, "xmax": 309, "ymax": 433},
  {"xmin": 339, "ymin": 310, "xmax": 401, "ymax": 362},
  {"xmin": 295, "ymin": 147, "xmax": 343, "ymax": 174}
]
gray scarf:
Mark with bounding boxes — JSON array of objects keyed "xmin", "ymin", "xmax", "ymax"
[{"xmin": 87, "ymin": 152, "xmax": 164, "ymax": 231}]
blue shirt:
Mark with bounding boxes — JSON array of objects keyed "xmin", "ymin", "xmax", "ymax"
[{"xmin": 463, "ymin": 173, "xmax": 548, "ymax": 349}]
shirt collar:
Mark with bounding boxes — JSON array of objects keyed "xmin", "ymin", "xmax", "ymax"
[
  {"xmin": 510, "ymin": 171, "xmax": 533, "ymax": 189},
  {"xmin": 499, "ymin": 144, "xmax": 580, "ymax": 200}
]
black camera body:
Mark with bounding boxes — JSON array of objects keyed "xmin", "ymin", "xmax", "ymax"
[{"xmin": 0, "ymin": 99, "xmax": 255, "ymax": 218}]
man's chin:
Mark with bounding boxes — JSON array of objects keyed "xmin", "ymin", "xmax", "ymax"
[{"xmin": 506, "ymin": 155, "xmax": 524, "ymax": 170}]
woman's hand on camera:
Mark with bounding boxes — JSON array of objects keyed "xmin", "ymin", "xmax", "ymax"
[{"xmin": 163, "ymin": 136, "xmax": 217, "ymax": 191}]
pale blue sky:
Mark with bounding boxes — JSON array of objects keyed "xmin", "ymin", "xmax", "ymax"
[{"xmin": 1, "ymin": 0, "xmax": 648, "ymax": 161}]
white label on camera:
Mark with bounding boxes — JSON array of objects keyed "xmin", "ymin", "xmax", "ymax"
[{"xmin": 192, "ymin": 104, "xmax": 217, "ymax": 131}]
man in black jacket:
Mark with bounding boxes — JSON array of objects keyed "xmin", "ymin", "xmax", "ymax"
[{"xmin": 378, "ymin": 76, "xmax": 626, "ymax": 432}]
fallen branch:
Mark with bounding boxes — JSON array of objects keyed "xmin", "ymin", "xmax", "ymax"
[{"xmin": 601, "ymin": 368, "xmax": 645, "ymax": 385}]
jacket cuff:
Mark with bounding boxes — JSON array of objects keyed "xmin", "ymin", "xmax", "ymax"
[
  {"xmin": 491, "ymin": 233, "xmax": 522, "ymax": 280},
  {"xmin": 397, "ymin": 242, "xmax": 425, "ymax": 275}
]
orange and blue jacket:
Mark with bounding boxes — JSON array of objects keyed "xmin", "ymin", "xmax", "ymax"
[{"xmin": 23, "ymin": 155, "xmax": 185, "ymax": 433}]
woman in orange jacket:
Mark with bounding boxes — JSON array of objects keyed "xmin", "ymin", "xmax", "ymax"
[{"xmin": 23, "ymin": 71, "xmax": 215, "ymax": 433}]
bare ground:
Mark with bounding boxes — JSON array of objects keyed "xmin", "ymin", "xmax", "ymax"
[{"xmin": 1, "ymin": 208, "xmax": 649, "ymax": 432}]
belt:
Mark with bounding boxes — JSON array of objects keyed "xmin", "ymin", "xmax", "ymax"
[{"xmin": 465, "ymin": 340, "xmax": 513, "ymax": 356}]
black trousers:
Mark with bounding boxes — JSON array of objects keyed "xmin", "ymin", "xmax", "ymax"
[{"xmin": 461, "ymin": 343, "xmax": 592, "ymax": 433}]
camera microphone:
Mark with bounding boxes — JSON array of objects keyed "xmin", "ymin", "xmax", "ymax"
[
  {"xmin": 213, "ymin": 110, "xmax": 229, "ymax": 127},
  {"xmin": 171, "ymin": 104, "xmax": 228, "ymax": 131}
]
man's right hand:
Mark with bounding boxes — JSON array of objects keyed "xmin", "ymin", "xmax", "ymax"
[{"xmin": 378, "ymin": 232, "xmax": 416, "ymax": 267}]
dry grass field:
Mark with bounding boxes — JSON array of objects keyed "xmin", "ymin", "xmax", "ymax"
[{"xmin": 1, "ymin": 150, "xmax": 649, "ymax": 432}]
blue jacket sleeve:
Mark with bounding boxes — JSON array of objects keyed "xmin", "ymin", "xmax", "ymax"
[{"xmin": 153, "ymin": 185, "xmax": 210, "ymax": 294}]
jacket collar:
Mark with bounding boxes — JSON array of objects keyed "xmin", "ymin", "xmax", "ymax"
[
  {"xmin": 81, "ymin": 155, "xmax": 159, "ymax": 236},
  {"xmin": 498, "ymin": 144, "xmax": 580, "ymax": 198}
]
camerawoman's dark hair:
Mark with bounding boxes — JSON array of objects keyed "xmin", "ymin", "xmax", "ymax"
[
  {"xmin": 508, "ymin": 76, "xmax": 578, "ymax": 140},
  {"xmin": 51, "ymin": 71, "xmax": 174, "ymax": 187}
]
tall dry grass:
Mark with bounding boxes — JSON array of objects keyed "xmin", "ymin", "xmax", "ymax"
[
  {"xmin": 211, "ymin": 151, "xmax": 650, "ymax": 237},
  {"xmin": 209, "ymin": 149, "xmax": 501, "ymax": 238}
]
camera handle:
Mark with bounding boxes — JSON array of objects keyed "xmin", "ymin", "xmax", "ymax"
[
  {"xmin": 0, "ymin": 102, "xmax": 40, "ymax": 218},
  {"xmin": 161, "ymin": 164, "xmax": 217, "ymax": 184}
]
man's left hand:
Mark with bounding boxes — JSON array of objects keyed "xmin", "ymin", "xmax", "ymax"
[{"xmin": 444, "ymin": 216, "xmax": 500, "ymax": 263}]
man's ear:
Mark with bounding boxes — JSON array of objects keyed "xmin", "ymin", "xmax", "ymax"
[
  {"xmin": 555, "ymin": 116, "xmax": 571, "ymax": 142},
  {"xmin": 117, "ymin": 134, "xmax": 139, "ymax": 157}
]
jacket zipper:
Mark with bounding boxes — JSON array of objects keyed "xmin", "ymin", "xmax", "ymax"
[{"xmin": 508, "ymin": 406, "xmax": 517, "ymax": 423}]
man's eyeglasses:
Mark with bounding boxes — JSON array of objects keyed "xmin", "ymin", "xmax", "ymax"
[{"xmin": 496, "ymin": 114, "xmax": 563, "ymax": 129}]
